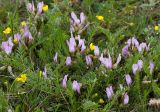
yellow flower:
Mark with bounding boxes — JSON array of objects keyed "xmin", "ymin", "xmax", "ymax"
[
  {"xmin": 96, "ymin": 16, "xmax": 104, "ymax": 21},
  {"xmin": 99, "ymin": 98, "xmax": 104, "ymax": 104},
  {"xmin": 21, "ymin": 21, "xmax": 26, "ymax": 27},
  {"xmin": 154, "ymin": 25, "xmax": 159, "ymax": 31},
  {"xmin": 20, "ymin": 28, "xmax": 24, "ymax": 33},
  {"xmin": 90, "ymin": 43, "xmax": 95, "ymax": 51},
  {"xmin": 16, "ymin": 74, "xmax": 27, "ymax": 83},
  {"xmin": 43, "ymin": 5, "xmax": 48, "ymax": 12},
  {"xmin": 3, "ymin": 27, "xmax": 11, "ymax": 34},
  {"xmin": 13, "ymin": 38, "xmax": 18, "ymax": 44}
]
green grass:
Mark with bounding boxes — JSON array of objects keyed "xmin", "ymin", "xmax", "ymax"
[{"xmin": 0, "ymin": 0, "xmax": 160, "ymax": 111}]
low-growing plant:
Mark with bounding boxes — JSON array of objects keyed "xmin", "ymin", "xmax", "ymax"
[{"xmin": 1, "ymin": 0, "xmax": 160, "ymax": 112}]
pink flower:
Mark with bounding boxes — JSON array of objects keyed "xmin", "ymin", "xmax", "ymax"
[
  {"xmin": 37, "ymin": 2, "xmax": 44, "ymax": 15},
  {"xmin": 85, "ymin": 55, "xmax": 92, "ymax": 65},
  {"xmin": 94, "ymin": 46, "xmax": 100, "ymax": 56},
  {"xmin": 137, "ymin": 42, "xmax": 149, "ymax": 52},
  {"xmin": 67, "ymin": 37, "xmax": 76, "ymax": 53},
  {"xmin": 114, "ymin": 53, "xmax": 121, "ymax": 67},
  {"xmin": 27, "ymin": 2, "xmax": 35, "ymax": 13},
  {"xmin": 81, "ymin": 43, "xmax": 86, "ymax": 52},
  {"xmin": 77, "ymin": 35, "xmax": 86, "ymax": 52},
  {"xmin": 125, "ymin": 74, "xmax": 132, "ymax": 86},
  {"xmin": 1, "ymin": 37, "xmax": 14, "ymax": 54},
  {"xmin": 122, "ymin": 45, "xmax": 130, "ymax": 57},
  {"xmin": 106, "ymin": 86, "xmax": 114, "ymax": 100},
  {"xmin": 62, "ymin": 75, "xmax": 68, "ymax": 88},
  {"xmin": 14, "ymin": 33, "xmax": 21, "ymax": 43},
  {"xmin": 53, "ymin": 52, "xmax": 58, "ymax": 63},
  {"xmin": 66, "ymin": 56, "xmax": 72, "ymax": 66},
  {"xmin": 132, "ymin": 60, "xmax": 143, "ymax": 74},
  {"xmin": 72, "ymin": 80, "xmax": 81, "ymax": 94},
  {"xmin": 123, "ymin": 93, "xmax": 129, "ymax": 105},
  {"xmin": 126, "ymin": 38, "xmax": 132, "ymax": 46},
  {"xmin": 23, "ymin": 26, "xmax": 33, "ymax": 42},
  {"xmin": 71, "ymin": 12, "xmax": 80, "ymax": 25},
  {"xmin": 99, "ymin": 53, "xmax": 112, "ymax": 69},
  {"xmin": 132, "ymin": 64, "xmax": 139, "ymax": 75},
  {"xmin": 132, "ymin": 37, "xmax": 139, "ymax": 48},
  {"xmin": 149, "ymin": 61, "xmax": 154, "ymax": 74},
  {"xmin": 137, "ymin": 60, "xmax": 143, "ymax": 70},
  {"xmin": 80, "ymin": 12, "xmax": 86, "ymax": 24}
]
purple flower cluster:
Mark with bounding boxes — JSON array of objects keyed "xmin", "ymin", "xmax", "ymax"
[
  {"xmin": 132, "ymin": 60, "xmax": 143, "ymax": 75},
  {"xmin": 122, "ymin": 37, "xmax": 149, "ymax": 57},
  {"xmin": 1, "ymin": 37, "xmax": 14, "ymax": 54},
  {"xmin": 62, "ymin": 75, "xmax": 81, "ymax": 94},
  {"xmin": 1, "ymin": 24, "xmax": 34, "ymax": 55},
  {"xmin": 99, "ymin": 53, "xmax": 121, "ymax": 69},
  {"xmin": 70, "ymin": 12, "xmax": 89, "ymax": 34},
  {"xmin": 27, "ymin": 1, "xmax": 45, "ymax": 15}
]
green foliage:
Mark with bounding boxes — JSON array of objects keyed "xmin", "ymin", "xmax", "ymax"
[{"xmin": 1, "ymin": 0, "xmax": 160, "ymax": 111}]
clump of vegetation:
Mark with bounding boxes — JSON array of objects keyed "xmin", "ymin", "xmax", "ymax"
[{"xmin": 1, "ymin": 0, "xmax": 160, "ymax": 111}]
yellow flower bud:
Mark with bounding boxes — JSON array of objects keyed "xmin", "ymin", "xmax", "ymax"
[
  {"xmin": 21, "ymin": 21, "xmax": 26, "ymax": 27},
  {"xmin": 16, "ymin": 74, "xmax": 27, "ymax": 83},
  {"xmin": 99, "ymin": 98, "xmax": 104, "ymax": 104},
  {"xmin": 3, "ymin": 27, "xmax": 11, "ymax": 34},
  {"xmin": 90, "ymin": 43, "xmax": 95, "ymax": 51},
  {"xmin": 96, "ymin": 16, "xmax": 104, "ymax": 21},
  {"xmin": 13, "ymin": 38, "xmax": 18, "ymax": 44},
  {"xmin": 43, "ymin": 5, "xmax": 48, "ymax": 12},
  {"xmin": 154, "ymin": 25, "xmax": 159, "ymax": 31}
]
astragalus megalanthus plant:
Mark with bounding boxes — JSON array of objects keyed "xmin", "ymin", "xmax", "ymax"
[{"xmin": 0, "ymin": 0, "xmax": 160, "ymax": 112}]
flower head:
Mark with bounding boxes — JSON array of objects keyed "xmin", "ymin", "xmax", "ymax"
[
  {"xmin": 27, "ymin": 2, "xmax": 35, "ymax": 13},
  {"xmin": 1, "ymin": 37, "xmax": 14, "ymax": 54},
  {"xmin": 106, "ymin": 86, "xmax": 114, "ymax": 100},
  {"xmin": 66, "ymin": 56, "xmax": 72, "ymax": 66},
  {"xmin": 72, "ymin": 80, "xmax": 81, "ymax": 94},
  {"xmin": 67, "ymin": 37, "xmax": 76, "ymax": 53},
  {"xmin": 80, "ymin": 12, "xmax": 86, "ymax": 24},
  {"xmin": 62, "ymin": 75, "xmax": 68, "ymax": 88},
  {"xmin": 114, "ymin": 54, "xmax": 121, "ymax": 67},
  {"xmin": 123, "ymin": 93, "xmax": 129, "ymax": 105},
  {"xmin": 132, "ymin": 37, "xmax": 139, "ymax": 48},
  {"xmin": 13, "ymin": 33, "xmax": 21, "ymax": 44},
  {"xmin": 23, "ymin": 26, "xmax": 33, "ymax": 43},
  {"xmin": 137, "ymin": 60, "xmax": 143, "ymax": 70},
  {"xmin": 85, "ymin": 55, "xmax": 92, "ymax": 65},
  {"xmin": 21, "ymin": 21, "xmax": 27, "ymax": 27},
  {"xmin": 42, "ymin": 4, "xmax": 48, "ymax": 12},
  {"xmin": 53, "ymin": 52, "xmax": 58, "ymax": 63},
  {"xmin": 99, "ymin": 53, "xmax": 112, "ymax": 69},
  {"xmin": 94, "ymin": 46, "xmax": 100, "ymax": 56},
  {"xmin": 16, "ymin": 74, "xmax": 27, "ymax": 83},
  {"xmin": 99, "ymin": 98, "xmax": 105, "ymax": 104},
  {"xmin": 90, "ymin": 43, "xmax": 95, "ymax": 51},
  {"xmin": 96, "ymin": 16, "xmax": 104, "ymax": 21},
  {"xmin": 125, "ymin": 74, "xmax": 132, "ymax": 86},
  {"xmin": 132, "ymin": 60, "xmax": 143, "ymax": 74},
  {"xmin": 71, "ymin": 12, "xmax": 80, "ymax": 25},
  {"xmin": 154, "ymin": 25, "xmax": 159, "ymax": 31},
  {"xmin": 122, "ymin": 45, "xmax": 130, "ymax": 57},
  {"xmin": 37, "ymin": 2, "xmax": 44, "ymax": 15},
  {"xmin": 3, "ymin": 27, "xmax": 11, "ymax": 34},
  {"xmin": 149, "ymin": 61, "xmax": 154, "ymax": 74},
  {"xmin": 132, "ymin": 64, "xmax": 139, "ymax": 75},
  {"xmin": 137, "ymin": 42, "xmax": 148, "ymax": 52}
]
